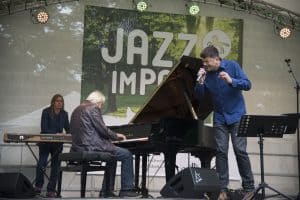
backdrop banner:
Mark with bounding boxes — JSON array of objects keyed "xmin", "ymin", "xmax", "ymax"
[{"xmin": 82, "ymin": 6, "xmax": 243, "ymax": 179}]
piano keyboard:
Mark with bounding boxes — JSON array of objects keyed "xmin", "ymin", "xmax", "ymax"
[{"xmin": 113, "ymin": 137, "xmax": 148, "ymax": 144}]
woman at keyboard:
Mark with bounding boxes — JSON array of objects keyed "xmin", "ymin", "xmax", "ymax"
[{"xmin": 34, "ymin": 94, "xmax": 70, "ymax": 198}]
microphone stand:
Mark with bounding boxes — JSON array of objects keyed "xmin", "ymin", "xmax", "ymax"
[{"xmin": 284, "ymin": 59, "xmax": 300, "ymax": 200}]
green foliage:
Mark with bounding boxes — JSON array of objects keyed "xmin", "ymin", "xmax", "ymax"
[
  {"xmin": 213, "ymin": 18, "xmax": 243, "ymax": 63},
  {"xmin": 81, "ymin": 6, "xmax": 243, "ymax": 117}
]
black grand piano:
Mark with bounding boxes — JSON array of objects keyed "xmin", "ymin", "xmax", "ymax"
[{"xmin": 110, "ymin": 56, "xmax": 216, "ymax": 196}]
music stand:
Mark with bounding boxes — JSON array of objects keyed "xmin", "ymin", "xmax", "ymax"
[{"xmin": 238, "ymin": 114, "xmax": 298, "ymax": 200}]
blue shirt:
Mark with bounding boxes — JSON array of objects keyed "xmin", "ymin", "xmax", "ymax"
[{"xmin": 194, "ymin": 59, "xmax": 251, "ymax": 125}]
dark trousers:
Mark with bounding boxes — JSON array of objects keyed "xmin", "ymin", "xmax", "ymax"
[
  {"xmin": 35, "ymin": 143, "xmax": 63, "ymax": 192},
  {"xmin": 214, "ymin": 122, "xmax": 255, "ymax": 192}
]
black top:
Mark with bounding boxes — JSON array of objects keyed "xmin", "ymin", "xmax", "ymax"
[{"xmin": 41, "ymin": 107, "xmax": 70, "ymax": 134}]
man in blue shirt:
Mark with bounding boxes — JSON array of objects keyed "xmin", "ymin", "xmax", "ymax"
[{"xmin": 194, "ymin": 46, "xmax": 254, "ymax": 200}]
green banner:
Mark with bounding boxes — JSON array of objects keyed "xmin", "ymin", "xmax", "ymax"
[{"xmin": 81, "ymin": 6, "xmax": 243, "ymax": 117}]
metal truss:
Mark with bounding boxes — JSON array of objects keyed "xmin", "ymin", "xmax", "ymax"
[
  {"xmin": 0, "ymin": 0, "xmax": 299, "ymax": 31},
  {"xmin": 0, "ymin": 0, "xmax": 77, "ymax": 16},
  {"xmin": 188, "ymin": 0, "xmax": 300, "ymax": 31}
]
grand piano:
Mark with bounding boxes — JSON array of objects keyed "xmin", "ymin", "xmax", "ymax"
[{"xmin": 110, "ymin": 55, "xmax": 217, "ymax": 196}]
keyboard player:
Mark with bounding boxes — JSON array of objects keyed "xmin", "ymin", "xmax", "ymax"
[
  {"xmin": 34, "ymin": 94, "xmax": 70, "ymax": 198},
  {"xmin": 69, "ymin": 90, "xmax": 140, "ymax": 198}
]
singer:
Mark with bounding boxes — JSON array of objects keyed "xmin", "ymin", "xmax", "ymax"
[{"xmin": 194, "ymin": 46, "xmax": 254, "ymax": 200}]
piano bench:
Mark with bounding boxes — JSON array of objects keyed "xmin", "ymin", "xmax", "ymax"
[{"xmin": 57, "ymin": 151, "xmax": 115, "ymax": 198}]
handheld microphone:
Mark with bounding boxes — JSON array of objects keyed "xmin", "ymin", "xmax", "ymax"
[
  {"xmin": 196, "ymin": 69, "xmax": 206, "ymax": 83},
  {"xmin": 196, "ymin": 73, "xmax": 204, "ymax": 82}
]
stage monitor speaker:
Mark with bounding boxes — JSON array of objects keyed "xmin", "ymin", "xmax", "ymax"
[
  {"xmin": 0, "ymin": 172, "xmax": 35, "ymax": 198},
  {"xmin": 160, "ymin": 167, "xmax": 220, "ymax": 199}
]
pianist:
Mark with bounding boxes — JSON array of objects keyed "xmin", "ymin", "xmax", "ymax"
[
  {"xmin": 69, "ymin": 90, "xmax": 140, "ymax": 198},
  {"xmin": 194, "ymin": 46, "xmax": 255, "ymax": 200},
  {"xmin": 34, "ymin": 94, "xmax": 70, "ymax": 198}
]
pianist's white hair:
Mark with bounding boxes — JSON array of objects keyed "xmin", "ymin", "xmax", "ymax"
[{"xmin": 86, "ymin": 90, "xmax": 106, "ymax": 104}]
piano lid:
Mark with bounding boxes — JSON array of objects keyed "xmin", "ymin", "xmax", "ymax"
[{"xmin": 130, "ymin": 56, "xmax": 213, "ymax": 124}]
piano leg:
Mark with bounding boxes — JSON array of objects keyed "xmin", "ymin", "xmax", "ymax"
[
  {"xmin": 134, "ymin": 153, "xmax": 149, "ymax": 198},
  {"xmin": 200, "ymin": 157, "xmax": 211, "ymax": 168},
  {"xmin": 163, "ymin": 145, "xmax": 178, "ymax": 182},
  {"xmin": 134, "ymin": 154, "xmax": 140, "ymax": 190},
  {"xmin": 193, "ymin": 151, "xmax": 216, "ymax": 168},
  {"xmin": 141, "ymin": 153, "xmax": 149, "ymax": 197}
]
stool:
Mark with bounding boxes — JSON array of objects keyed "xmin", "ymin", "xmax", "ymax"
[{"xmin": 57, "ymin": 151, "xmax": 115, "ymax": 198}]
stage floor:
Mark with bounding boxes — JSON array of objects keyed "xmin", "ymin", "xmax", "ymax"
[{"xmin": 0, "ymin": 192, "xmax": 297, "ymax": 200}]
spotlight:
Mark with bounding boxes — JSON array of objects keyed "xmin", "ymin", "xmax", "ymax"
[
  {"xmin": 133, "ymin": 0, "xmax": 148, "ymax": 12},
  {"xmin": 279, "ymin": 27, "xmax": 292, "ymax": 38},
  {"xmin": 189, "ymin": 5, "xmax": 200, "ymax": 15},
  {"xmin": 186, "ymin": 1, "xmax": 200, "ymax": 16},
  {"xmin": 274, "ymin": 23, "xmax": 293, "ymax": 39},
  {"xmin": 36, "ymin": 10, "xmax": 49, "ymax": 23},
  {"xmin": 30, "ymin": 7, "xmax": 49, "ymax": 24}
]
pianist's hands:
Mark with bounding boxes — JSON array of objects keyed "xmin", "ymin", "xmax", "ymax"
[{"xmin": 116, "ymin": 133, "xmax": 127, "ymax": 141}]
